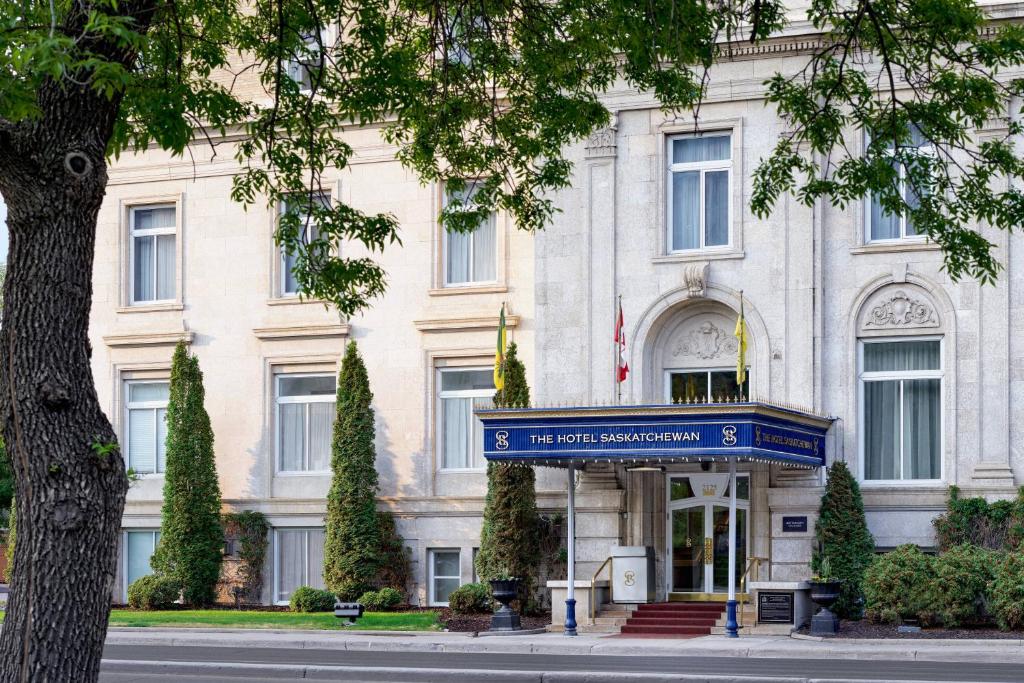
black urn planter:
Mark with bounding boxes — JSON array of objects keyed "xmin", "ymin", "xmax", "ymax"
[
  {"xmin": 809, "ymin": 580, "xmax": 842, "ymax": 635},
  {"xmin": 488, "ymin": 578, "xmax": 523, "ymax": 632}
]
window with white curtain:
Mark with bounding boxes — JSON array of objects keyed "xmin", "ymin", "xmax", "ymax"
[
  {"xmin": 438, "ymin": 368, "xmax": 494, "ymax": 470},
  {"xmin": 274, "ymin": 528, "xmax": 326, "ymax": 604},
  {"xmin": 280, "ymin": 194, "xmax": 329, "ymax": 296},
  {"xmin": 130, "ymin": 205, "xmax": 176, "ymax": 303},
  {"xmin": 286, "ymin": 28, "xmax": 329, "ymax": 92},
  {"xmin": 443, "ymin": 183, "xmax": 497, "ymax": 286},
  {"xmin": 667, "ymin": 133, "xmax": 731, "ymax": 252},
  {"xmin": 276, "ymin": 374, "xmax": 336, "ymax": 473},
  {"xmin": 124, "ymin": 380, "xmax": 169, "ymax": 475},
  {"xmin": 124, "ymin": 530, "xmax": 160, "ymax": 597},
  {"xmin": 868, "ymin": 127, "xmax": 933, "ymax": 242},
  {"xmin": 860, "ymin": 339, "xmax": 942, "ymax": 481},
  {"xmin": 429, "ymin": 549, "xmax": 461, "ymax": 606}
]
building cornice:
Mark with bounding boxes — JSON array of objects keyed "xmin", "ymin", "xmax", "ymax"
[
  {"xmin": 414, "ymin": 315, "xmax": 520, "ymax": 333},
  {"xmin": 252, "ymin": 323, "xmax": 350, "ymax": 341}
]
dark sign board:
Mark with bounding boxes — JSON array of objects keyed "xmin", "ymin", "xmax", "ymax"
[
  {"xmin": 758, "ymin": 592, "xmax": 794, "ymax": 624},
  {"xmin": 782, "ymin": 516, "xmax": 808, "ymax": 533}
]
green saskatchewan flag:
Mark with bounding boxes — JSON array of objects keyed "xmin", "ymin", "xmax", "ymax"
[{"xmin": 494, "ymin": 304, "xmax": 506, "ymax": 391}]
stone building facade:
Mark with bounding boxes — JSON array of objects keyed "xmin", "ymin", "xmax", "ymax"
[{"xmin": 95, "ymin": 14, "xmax": 1023, "ymax": 606}]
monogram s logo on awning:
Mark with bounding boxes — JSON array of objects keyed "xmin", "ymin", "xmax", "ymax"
[
  {"xmin": 722, "ymin": 425, "xmax": 737, "ymax": 446},
  {"xmin": 495, "ymin": 430, "xmax": 510, "ymax": 450}
]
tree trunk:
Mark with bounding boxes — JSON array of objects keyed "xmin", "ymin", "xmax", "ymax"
[{"xmin": 0, "ymin": 77, "xmax": 129, "ymax": 683}]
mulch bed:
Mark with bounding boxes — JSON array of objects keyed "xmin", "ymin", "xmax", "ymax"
[
  {"xmin": 799, "ymin": 620, "xmax": 1024, "ymax": 640},
  {"xmin": 439, "ymin": 608, "xmax": 551, "ymax": 633}
]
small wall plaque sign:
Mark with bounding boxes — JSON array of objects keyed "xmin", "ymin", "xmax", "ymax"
[
  {"xmin": 782, "ymin": 515, "xmax": 808, "ymax": 533},
  {"xmin": 758, "ymin": 592, "xmax": 794, "ymax": 624}
]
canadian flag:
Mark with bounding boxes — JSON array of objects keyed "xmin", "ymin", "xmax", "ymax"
[{"xmin": 615, "ymin": 300, "xmax": 629, "ymax": 383}]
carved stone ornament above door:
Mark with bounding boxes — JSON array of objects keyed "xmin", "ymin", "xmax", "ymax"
[
  {"xmin": 671, "ymin": 320, "xmax": 738, "ymax": 360},
  {"xmin": 862, "ymin": 288, "xmax": 939, "ymax": 331}
]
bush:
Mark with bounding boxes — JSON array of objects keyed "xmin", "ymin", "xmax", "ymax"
[
  {"xmin": 448, "ymin": 582, "xmax": 492, "ymax": 614},
  {"xmin": 289, "ymin": 586, "xmax": 336, "ymax": 613},
  {"xmin": 863, "ymin": 545, "xmax": 935, "ymax": 624},
  {"xmin": 989, "ymin": 552, "xmax": 1024, "ymax": 631},
  {"xmin": 812, "ymin": 462, "xmax": 875, "ymax": 619},
  {"xmin": 927, "ymin": 544, "xmax": 999, "ymax": 627},
  {"xmin": 375, "ymin": 510, "xmax": 411, "ymax": 593},
  {"xmin": 127, "ymin": 575, "xmax": 182, "ymax": 610},
  {"xmin": 151, "ymin": 342, "xmax": 223, "ymax": 606},
  {"xmin": 324, "ymin": 342, "xmax": 383, "ymax": 597},
  {"xmin": 358, "ymin": 587, "xmax": 403, "ymax": 611},
  {"xmin": 933, "ymin": 486, "xmax": 1024, "ymax": 551}
]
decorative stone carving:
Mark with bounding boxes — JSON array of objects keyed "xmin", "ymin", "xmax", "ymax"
[
  {"xmin": 672, "ymin": 321, "xmax": 738, "ymax": 360},
  {"xmin": 864, "ymin": 289, "xmax": 938, "ymax": 329},
  {"xmin": 584, "ymin": 125, "xmax": 617, "ymax": 159},
  {"xmin": 682, "ymin": 263, "xmax": 708, "ymax": 298}
]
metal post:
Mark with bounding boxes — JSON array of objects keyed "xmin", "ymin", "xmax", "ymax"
[
  {"xmin": 726, "ymin": 458, "xmax": 739, "ymax": 638},
  {"xmin": 565, "ymin": 462, "xmax": 578, "ymax": 636}
]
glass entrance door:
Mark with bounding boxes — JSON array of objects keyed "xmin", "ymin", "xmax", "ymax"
[{"xmin": 668, "ymin": 475, "xmax": 749, "ymax": 594}]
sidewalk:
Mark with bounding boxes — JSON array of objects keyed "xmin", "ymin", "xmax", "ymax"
[{"xmin": 105, "ymin": 627, "xmax": 1024, "ymax": 663}]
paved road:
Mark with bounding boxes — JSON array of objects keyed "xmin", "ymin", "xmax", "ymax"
[{"xmin": 100, "ymin": 643, "xmax": 1024, "ymax": 682}]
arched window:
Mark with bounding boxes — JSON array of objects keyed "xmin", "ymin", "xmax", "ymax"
[{"xmin": 856, "ymin": 286, "xmax": 944, "ymax": 482}]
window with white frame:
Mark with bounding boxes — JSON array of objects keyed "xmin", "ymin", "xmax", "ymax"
[
  {"xmin": 279, "ymin": 193, "xmax": 330, "ymax": 296},
  {"xmin": 275, "ymin": 528, "xmax": 326, "ymax": 603},
  {"xmin": 130, "ymin": 205, "xmax": 176, "ymax": 303},
  {"xmin": 124, "ymin": 380, "xmax": 169, "ymax": 474},
  {"xmin": 667, "ymin": 133, "xmax": 731, "ymax": 252},
  {"xmin": 429, "ymin": 548, "xmax": 461, "ymax": 606},
  {"xmin": 124, "ymin": 530, "xmax": 160, "ymax": 596},
  {"xmin": 438, "ymin": 368, "xmax": 494, "ymax": 470},
  {"xmin": 286, "ymin": 28, "xmax": 331, "ymax": 92},
  {"xmin": 860, "ymin": 339, "xmax": 942, "ymax": 481},
  {"xmin": 443, "ymin": 182, "xmax": 497, "ymax": 286},
  {"xmin": 868, "ymin": 127, "xmax": 933, "ymax": 242},
  {"xmin": 277, "ymin": 374, "xmax": 336, "ymax": 473}
]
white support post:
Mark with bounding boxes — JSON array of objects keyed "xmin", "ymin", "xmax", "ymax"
[
  {"xmin": 565, "ymin": 462, "xmax": 578, "ymax": 636},
  {"xmin": 726, "ymin": 458, "xmax": 739, "ymax": 637}
]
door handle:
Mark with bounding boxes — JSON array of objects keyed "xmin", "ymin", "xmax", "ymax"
[{"xmin": 703, "ymin": 537, "xmax": 713, "ymax": 566}]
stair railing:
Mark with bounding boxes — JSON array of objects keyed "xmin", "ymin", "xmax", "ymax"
[
  {"xmin": 737, "ymin": 556, "xmax": 767, "ymax": 628},
  {"xmin": 589, "ymin": 556, "xmax": 613, "ymax": 621}
]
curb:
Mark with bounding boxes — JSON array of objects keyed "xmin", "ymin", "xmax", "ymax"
[{"xmin": 100, "ymin": 659, "xmax": 917, "ymax": 683}]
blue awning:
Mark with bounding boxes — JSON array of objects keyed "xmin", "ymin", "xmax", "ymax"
[{"xmin": 477, "ymin": 401, "xmax": 833, "ymax": 468}]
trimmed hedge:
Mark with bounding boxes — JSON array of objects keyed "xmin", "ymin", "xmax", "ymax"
[
  {"xmin": 358, "ymin": 587, "xmax": 403, "ymax": 612},
  {"xmin": 289, "ymin": 586, "xmax": 336, "ymax": 613},
  {"xmin": 928, "ymin": 544, "xmax": 999, "ymax": 627},
  {"xmin": 127, "ymin": 575, "xmax": 182, "ymax": 610},
  {"xmin": 989, "ymin": 552, "xmax": 1024, "ymax": 631},
  {"xmin": 863, "ymin": 544, "xmax": 935, "ymax": 625},
  {"xmin": 448, "ymin": 582, "xmax": 492, "ymax": 614}
]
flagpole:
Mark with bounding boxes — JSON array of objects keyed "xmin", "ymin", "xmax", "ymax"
[{"xmin": 616, "ymin": 295, "xmax": 622, "ymax": 406}]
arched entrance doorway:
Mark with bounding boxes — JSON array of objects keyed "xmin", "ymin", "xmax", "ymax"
[{"xmin": 668, "ymin": 473, "xmax": 749, "ymax": 595}]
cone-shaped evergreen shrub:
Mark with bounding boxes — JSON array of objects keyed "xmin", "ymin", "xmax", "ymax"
[
  {"xmin": 813, "ymin": 461, "xmax": 875, "ymax": 618},
  {"xmin": 152, "ymin": 342, "xmax": 223, "ymax": 606},
  {"xmin": 324, "ymin": 341, "xmax": 382, "ymax": 599},
  {"xmin": 475, "ymin": 343, "xmax": 541, "ymax": 609}
]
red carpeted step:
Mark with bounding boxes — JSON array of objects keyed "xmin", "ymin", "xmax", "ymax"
[
  {"xmin": 635, "ymin": 603, "xmax": 725, "ymax": 614},
  {"xmin": 620, "ymin": 624, "xmax": 712, "ymax": 635},
  {"xmin": 625, "ymin": 617, "xmax": 720, "ymax": 627}
]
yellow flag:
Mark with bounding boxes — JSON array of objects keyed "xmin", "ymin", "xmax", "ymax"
[
  {"xmin": 494, "ymin": 304, "xmax": 506, "ymax": 391},
  {"xmin": 734, "ymin": 295, "xmax": 748, "ymax": 388}
]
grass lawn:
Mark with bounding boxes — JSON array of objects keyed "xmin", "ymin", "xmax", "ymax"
[{"xmin": 0, "ymin": 608, "xmax": 439, "ymax": 631}]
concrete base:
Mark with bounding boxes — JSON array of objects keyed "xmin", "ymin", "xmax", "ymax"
[
  {"xmin": 478, "ymin": 627, "xmax": 548, "ymax": 637},
  {"xmin": 548, "ymin": 580, "xmax": 610, "ymax": 629},
  {"xmin": 749, "ymin": 581, "xmax": 812, "ymax": 630}
]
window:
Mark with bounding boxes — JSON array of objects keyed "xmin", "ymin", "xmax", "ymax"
[
  {"xmin": 124, "ymin": 381, "xmax": 169, "ymax": 474},
  {"xmin": 668, "ymin": 369, "xmax": 749, "ymax": 404},
  {"xmin": 868, "ymin": 127, "xmax": 933, "ymax": 242},
  {"xmin": 275, "ymin": 528, "xmax": 326, "ymax": 604},
  {"xmin": 860, "ymin": 339, "xmax": 942, "ymax": 481},
  {"xmin": 279, "ymin": 194, "xmax": 329, "ymax": 296},
  {"xmin": 443, "ymin": 183, "xmax": 496, "ymax": 286},
  {"xmin": 130, "ymin": 205, "xmax": 176, "ymax": 303},
  {"xmin": 286, "ymin": 29, "xmax": 329, "ymax": 92},
  {"xmin": 667, "ymin": 134, "xmax": 731, "ymax": 252},
  {"xmin": 429, "ymin": 549, "xmax": 461, "ymax": 606},
  {"xmin": 124, "ymin": 530, "xmax": 160, "ymax": 596},
  {"xmin": 438, "ymin": 368, "xmax": 494, "ymax": 470},
  {"xmin": 276, "ymin": 374, "xmax": 336, "ymax": 473}
]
